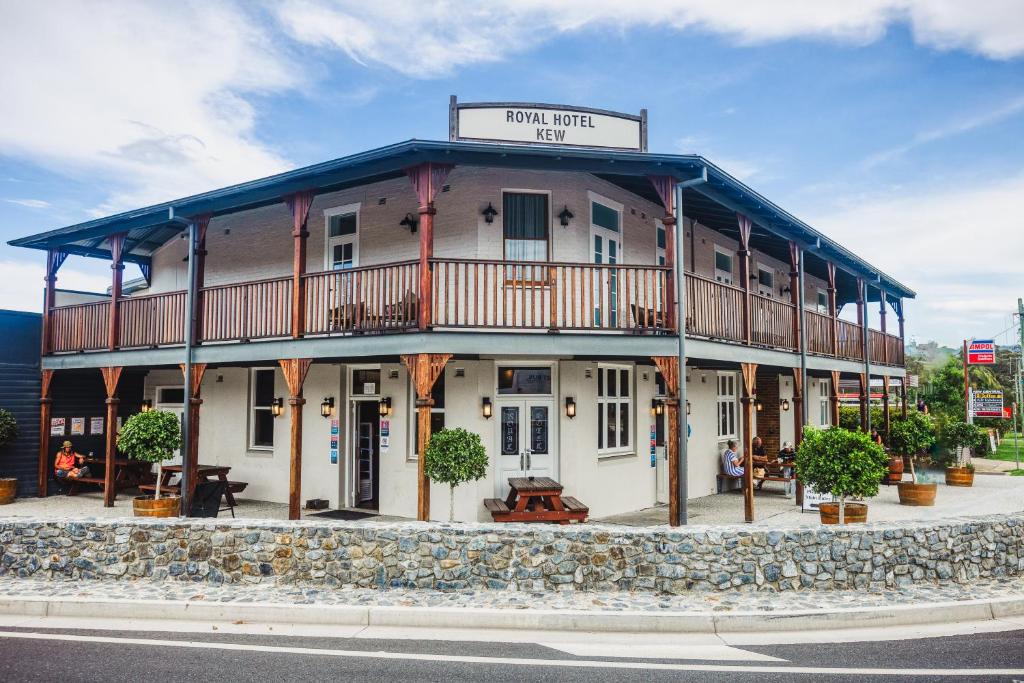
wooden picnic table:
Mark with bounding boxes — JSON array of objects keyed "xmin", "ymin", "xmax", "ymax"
[
  {"xmin": 143, "ymin": 464, "xmax": 242, "ymax": 508},
  {"xmin": 484, "ymin": 477, "xmax": 588, "ymax": 524},
  {"xmin": 66, "ymin": 457, "xmax": 153, "ymax": 495}
]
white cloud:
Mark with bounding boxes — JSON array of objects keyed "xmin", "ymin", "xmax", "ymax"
[
  {"xmin": 0, "ymin": 259, "xmax": 111, "ymax": 312},
  {"xmin": 810, "ymin": 174, "xmax": 1024, "ymax": 346},
  {"xmin": 274, "ymin": 1, "xmax": 1024, "ymax": 79},
  {"xmin": 0, "ymin": 1, "xmax": 299, "ymax": 215},
  {"xmin": 4, "ymin": 199, "xmax": 50, "ymax": 209}
]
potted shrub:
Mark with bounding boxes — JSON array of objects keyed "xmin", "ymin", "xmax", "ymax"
[
  {"xmin": 0, "ymin": 409, "xmax": 18, "ymax": 504},
  {"xmin": 893, "ymin": 412, "xmax": 939, "ymax": 506},
  {"xmin": 795, "ymin": 426, "xmax": 888, "ymax": 524},
  {"xmin": 424, "ymin": 427, "xmax": 488, "ymax": 522},
  {"xmin": 941, "ymin": 421, "xmax": 982, "ymax": 487},
  {"xmin": 117, "ymin": 409, "xmax": 182, "ymax": 517}
]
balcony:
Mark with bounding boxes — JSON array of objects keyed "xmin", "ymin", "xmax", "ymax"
[{"xmin": 46, "ymin": 259, "xmax": 904, "ymax": 366}]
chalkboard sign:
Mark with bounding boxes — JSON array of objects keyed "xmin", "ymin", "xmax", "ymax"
[
  {"xmin": 501, "ymin": 407, "xmax": 519, "ymax": 455},
  {"xmin": 530, "ymin": 406, "xmax": 548, "ymax": 454},
  {"xmin": 801, "ymin": 484, "xmax": 834, "ymax": 512}
]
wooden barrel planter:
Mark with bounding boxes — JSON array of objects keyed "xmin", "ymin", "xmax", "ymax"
[
  {"xmin": 945, "ymin": 467, "xmax": 975, "ymax": 487},
  {"xmin": 0, "ymin": 478, "xmax": 16, "ymax": 505},
  {"xmin": 133, "ymin": 495, "xmax": 180, "ymax": 518},
  {"xmin": 897, "ymin": 482, "xmax": 937, "ymax": 506},
  {"xmin": 887, "ymin": 456, "xmax": 905, "ymax": 483},
  {"xmin": 819, "ymin": 502, "xmax": 868, "ymax": 524}
]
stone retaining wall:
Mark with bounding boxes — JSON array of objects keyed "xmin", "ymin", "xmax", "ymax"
[{"xmin": 1, "ymin": 515, "xmax": 1022, "ymax": 593}]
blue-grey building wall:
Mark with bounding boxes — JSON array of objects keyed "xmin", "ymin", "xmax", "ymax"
[{"xmin": 0, "ymin": 310, "xmax": 41, "ymax": 497}]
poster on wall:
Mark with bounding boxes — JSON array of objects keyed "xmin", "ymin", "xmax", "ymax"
[
  {"xmin": 801, "ymin": 484, "xmax": 834, "ymax": 512},
  {"xmin": 50, "ymin": 417, "xmax": 66, "ymax": 436},
  {"xmin": 331, "ymin": 419, "xmax": 339, "ymax": 436},
  {"xmin": 649, "ymin": 425, "xmax": 656, "ymax": 467},
  {"xmin": 330, "ymin": 449, "xmax": 338, "ymax": 464},
  {"xmin": 89, "ymin": 417, "xmax": 104, "ymax": 435},
  {"xmin": 70, "ymin": 417, "xmax": 85, "ymax": 436}
]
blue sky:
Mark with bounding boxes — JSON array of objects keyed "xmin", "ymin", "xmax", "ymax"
[{"xmin": 1, "ymin": 1, "xmax": 1023, "ymax": 346}]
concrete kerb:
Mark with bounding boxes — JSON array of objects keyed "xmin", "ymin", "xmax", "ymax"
[{"xmin": 1, "ymin": 594, "xmax": 1022, "ymax": 635}]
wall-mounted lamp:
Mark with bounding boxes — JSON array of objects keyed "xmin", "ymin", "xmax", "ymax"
[
  {"xmin": 320, "ymin": 396, "xmax": 334, "ymax": 418},
  {"xmin": 481, "ymin": 203, "xmax": 498, "ymax": 224},
  {"xmin": 780, "ymin": 285, "xmax": 791, "ymax": 295},
  {"xmin": 378, "ymin": 397, "xmax": 392, "ymax": 418},
  {"xmin": 399, "ymin": 213, "xmax": 418, "ymax": 233},
  {"xmin": 558, "ymin": 205, "xmax": 574, "ymax": 227},
  {"xmin": 271, "ymin": 398, "xmax": 284, "ymax": 417},
  {"xmin": 564, "ymin": 396, "xmax": 576, "ymax": 418},
  {"xmin": 140, "ymin": 399, "xmax": 153, "ymax": 412},
  {"xmin": 652, "ymin": 399, "xmax": 664, "ymax": 416},
  {"xmin": 755, "ymin": 399, "xmax": 764, "ymax": 412},
  {"xmin": 781, "ymin": 398, "xmax": 791, "ymax": 412},
  {"xmin": 686, "ymin": 400, "xmax": 692, "ymax": 415},
  {"xmin": 482, "ymin": 396, "xmax": 492, "ymax": 419}
]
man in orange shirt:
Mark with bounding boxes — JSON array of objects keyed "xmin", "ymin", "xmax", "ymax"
[{"xmin": 54, "ymin": 441, "xmax": 90, "ymax": 480}]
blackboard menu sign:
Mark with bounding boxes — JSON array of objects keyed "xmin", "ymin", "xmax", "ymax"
[
  {"xmin": 501, "ymin": 406, "xmax": 519, "ymax": 455},
  {"xmin": 530, "ymin": 406, "xmax": 548, "ymax": 454}
]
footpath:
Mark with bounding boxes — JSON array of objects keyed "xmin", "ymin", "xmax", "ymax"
[{"xmin": 1, "ymin": 575, "xmax": 1022, "ymax": 634}]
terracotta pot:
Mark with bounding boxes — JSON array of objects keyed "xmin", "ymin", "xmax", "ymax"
[
  {"xmin": 945, "ymin": 467, "xmax": 975, "ymax": 487},
  {"xmin": 0, "ymin": 478, "xmax": 16, "ymax": 505},
  {"xmin": 897, "ymin": 482, "xmax": 937, "ymax": 506},
  {"xmin": 133, "ymin": 495, "xmax": 180, "ymax": 518},
  {"xmin": 887, "ymin": 456, "xmax": 905, "ymax": 483},
  {"xmin": 819, "ymin": 502, "xmax": 868, "ymax": 524}
]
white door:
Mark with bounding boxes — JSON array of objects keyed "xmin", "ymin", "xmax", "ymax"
[
  {"xmin": 155, "ymin": 386, "xmax": 185, "ymax": 466},
  {"xmin": 591, "ymin": 225, "xmax": 621, "ymax": 327},
  {"xmin": 494, "ymin": 399, "xmax": 556, "ymax": 499}
]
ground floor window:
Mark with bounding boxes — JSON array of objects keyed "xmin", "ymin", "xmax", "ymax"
[
  {"xmin": 717, "ymin": 372, "xmax": 738, "ymax": 439},
  {"xmin": 819, "ymin": 379, "xmax": 831, "ymax": 426},
  {"xmin": 412, "ymin": 371, "xmax": 445, "ymax": 459},
  {"xmin": 250, "ymin": 368, "xmax": 276, "ymax": 450},
  {"xmin": 497, "ymin": 366, "xmax": 552, "ymax": 395},
  {"xmin": 597, "ymin": 364, "xmax": 631, "ymax": 455}
]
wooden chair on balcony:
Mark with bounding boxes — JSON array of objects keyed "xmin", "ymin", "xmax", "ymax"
[{"xmin": 629, "ymin": 304, "xmax": 667, "ymax": 333}]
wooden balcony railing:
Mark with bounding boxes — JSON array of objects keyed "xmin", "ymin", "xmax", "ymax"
[
  {"xmin": 50, "ymin": 300, "xmax": 108, "ymax": 352},
  {"xmin": 200, "ymin": 276, "xmax": 292, "ymax": 342},
  {"xmin": 430, "ymin": 259, "xmax": 670, "ymax": 332},
  {"xmin": 119, "ymin": 291, "xmax": 186, "ymax": 348},
  {"xmin": 303, "ymin": 261, "xmax": 419, "ymax": 335},
  {"xmin": 43, "ymin": 258, "xmax": 905, "ymax": 367}
]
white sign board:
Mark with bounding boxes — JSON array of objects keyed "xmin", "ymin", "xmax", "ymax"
[
  {"xmin": 801, "ymin": 484, "xmax": 834, "ymax": 512},
  {"xmin": 972, "ymin": 389, "xmax": 1004, "ymax": 418},
  {"xmin": 451, "ymin": 98, "xmax": 646, "ymax": 151}
]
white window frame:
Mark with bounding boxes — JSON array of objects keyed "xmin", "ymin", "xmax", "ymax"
[
  {"xmin": 756, "ymin": 262, "xmax": 774, "ymax": 298},
  {"xmin": 408, "ymin": 369, "xmax": 445, "ymax": 461},
  {"xmin": 500, "ymin": 188, "xmax": 552, "ymax": 265},
  {"xmin": 716, "ymin": 371, "xmax": 738, "ymax": 440},
  {"xmin": 819, "ymin": 379, "xmax": 831, "ymax": 426},
  {"xmin": 249, "ymin": 367, "xmax": 277, "ymax": 451},
  {"xmin": 655, "ymin": 219, "xmax": 666, "ymax": 267},
  {"xmin": 494, "ymin": 361, "xmax": 556, "ymax": 398},
  {"xmin": 816, "ymin": 288, "xmax": 829, "ymax": 314},
  {"xmin": 323, "ymin": 202, "xmax": 361, "ymax": 271},
  {"xmin": 714, "ymin": 246, "xmax": 734, "ymax": 285},
  {"xmin": 597, "ymin": 363, "xmax": 633, "ymax": 457}
]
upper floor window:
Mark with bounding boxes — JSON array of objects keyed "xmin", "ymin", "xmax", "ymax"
[
  {"xmin": 325, "ymin": 204, "xmax": 359, "ymax": 270},
  {"xmin": 655, "ymin": 221, "xmax": 666, "ymax": 266},
  {"xmin": 503, "ymin": 192, "xmax": 549, "ymax": 263},
  {"xmin": 757, "ymin": 265, "xmax": 774, "ymax": 297},
  {"xmin": 591, "ymin": 200, "xmax": 621, "ymax": 233},
  {"xmin": 817, "ymin": 289, "xmax": 829, "ymax": 314},
  {"xmin": 714, "ymin": 247, "xmax": 734, "ymax": 284}
]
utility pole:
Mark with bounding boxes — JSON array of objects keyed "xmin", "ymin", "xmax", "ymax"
[
  {"xmin": 1017, "ymin": 298, "xmax": 1024, "ymax": 467},
  {"xmin": 963, "ymin": 339, "xmax": 972, "ymax": 424},
  {"xmin": 1014, "ymin": 356, "xmax": 1021, "ymax": 470}
]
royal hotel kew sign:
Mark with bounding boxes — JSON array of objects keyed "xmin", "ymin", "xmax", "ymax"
[{"xmin": 450, "ymin": 96, "xmax": 647, "ymax": 152}]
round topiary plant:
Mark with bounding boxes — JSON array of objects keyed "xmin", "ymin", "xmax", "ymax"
[
  {"xmin": 941, "ymin": 420, "xmax": 984, "ymax": 470},
  {"xmin": 796, "ymin": 426, "xmax": 889, "ymax": 524},
  {"xmin": 424, "ymin": 427, "xmax": 488, "ymax": 522},
  {"xmin": 0, "ymin": 409, "xmax": 17, "ymax": 448},
  {"xmin": 888, "ymin": 411, "xmax": 935, "ymax": 482},
  {"xmin": 117, "ymin": 410, "xmax": 181, "ymax": 499}
]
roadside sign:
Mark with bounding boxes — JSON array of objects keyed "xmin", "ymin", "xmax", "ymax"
[
  {"xmin": 972, "ymin": 389, "xmax": 1004, "ymax": 417},
  {"xmin": 907, "ymin": 374, "xmax": 919, "ymax": 388},
  {"xmin": 967, "ymin": 339, "xmax": 996, "ymax": 364},
  {"xmin": 1002, "ymin": 406, "xmax": 1013, "ymax": 419}
]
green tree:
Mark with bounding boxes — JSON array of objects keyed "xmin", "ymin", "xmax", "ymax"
[
  {"xmin": 424, "ymin": 428, "xmax": 488, "ymax": 521},
  {"xmin": 940, "ymin": 421, "xmax": 985, "ymax": 469},
  {"xmin": 796, "ymin": 426, "xmax": 888, "ymax": 524},
  {"xmin": 0, "ymin": 409, "xmax": 17, "ymax": 447},
  {"xmin": 888, "ymin": 411, "xmax": 936, "ymax": 482},
  {"xmin": 117, "ymin": 410, "xmax": 181, "ymax": 499}
]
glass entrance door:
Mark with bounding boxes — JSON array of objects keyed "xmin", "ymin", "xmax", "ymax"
[{"xmin": 494, "ymin": 399, "xmax": 555, "ymax": 499}]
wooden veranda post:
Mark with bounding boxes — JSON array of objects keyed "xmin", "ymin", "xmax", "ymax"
[
  {"xmin": 649, "ymin": 176, "xmax": 677, "ymax": 331},
  {"xmin": 406, "ymin": 163, "xmax": 454, "ymax": 331},
  {"xmin": 879, "ymin": 292, "xmax": 889, "ymax": 365},
  {"xmin": 107, "ymin": 233, "xmax": 127, "ymax": 351},
  {"xmin": 191, "ymin": 215, "xmax": 211, "ymax": 341},
  {"xmin": 830, "ymin": 370, "xmax": 841, "ymax": 427},
  {"xmin": 882, "ymin": 375, "xmax": 891, "ymax": 441},
  {"xmin": 179, "ymin": 363, "xmax": 207, "ymax": 506},
  {"xmin": 788, "ymin": 242, "xmax": 802, "ymax": 349},
  {"xmin": 827, "ymin": 262, "xmax": 839, "ymax": 358},
  {"xmin": 652, "ymin": 356, "xmax": 681, "ymax": 526},
  {"xmin": 791, "ymin": 367, "xmax": 804, "ymax": 506},
  {"xmin": 37, "ymin": 370, "xmax": 55, "ymax": 497},
  {"xmin": 402, "ymin": 353, "xmax": 451, "ymax": 520},
  {"xmin": 99, "ymin": 366, "xmax": 122, "ymax": 507},
  {"xmin": 858, "ymin": 372, "xmax": 869, "ymax": 432},
  {"xmin": 285, "ymin": 192, "xmax": 316, "ymax": 339},
  {"xmin": 41, "ymin": 249, "xmax": 67, "ymax": 356},
  {"xmin": 740, "ymin": 362, "xmax": 758, "ymax": 523},
  {"xmin": 737, "ymin": 215, "xmax": 753, "ymax": 346},
  {"xmin": 279, "ymin": 358, "xmax": 312, "ymax": 520},
  {"xmin": 897, "ymin": 298, "xmax": 909, "ymax": 418}
]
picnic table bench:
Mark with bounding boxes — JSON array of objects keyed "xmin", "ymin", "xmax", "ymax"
[
  {"xmin": 65, "ymin": 457, "xmax": 153, "ymax": 496},
  {"xmin": 138, "ymin": 464, "xmax": 246, "ymax": 516},
  {"xmin": 485, "ymin": 477, "xmax": 588, "ymax": 524}
]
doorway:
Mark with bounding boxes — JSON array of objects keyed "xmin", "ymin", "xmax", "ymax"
[
  {"xmin": 350, "ymin": 400, "xmax": 380, "ymax": 510},
  {"xmin": 154, "ymin": 386, "xmax": 185, "ymax": 466},
  {"xmin": 494, "ymin": 398, "xmax": 556, "ymax": 499}
]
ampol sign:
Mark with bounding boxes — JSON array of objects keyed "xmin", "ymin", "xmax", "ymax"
[{"xmin": 967, "ymin": 339, "xmax": 996, "ymax": 365}]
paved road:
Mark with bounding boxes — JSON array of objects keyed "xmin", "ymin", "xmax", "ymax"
[{"xmin": 0, "ymin": 625, "xmax": 1022, "ymax": 681}]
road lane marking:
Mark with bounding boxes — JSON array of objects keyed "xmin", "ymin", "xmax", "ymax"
[
  {"xmin": 545, "ymin": 642, "xmax": 784, "ymax": 661},
  {"xmin": 0, "ymin": 630, "xmax": 1020, "ymax": 676}
]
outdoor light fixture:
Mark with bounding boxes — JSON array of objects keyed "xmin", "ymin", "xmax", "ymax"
[
  {"xmin": 271, "ymin": 398, "xmax": 284, "ymax": 417},
  {"xmin": 399, "ymin": 213, "xmax": 418, "ymax": 233},
  {"xmin": 558, "ymin": 205, "xmax": 574, "ymax": 227},
  {"xmin": 652, "ymin": 399, "xmax": 664, "ymax": 416},
  {"xmin": 781, "ymin": 398, "xmax": 791, "ymax": 412},
  {"xmin": 755, "ymin": 399, "xmax": 764, "ymax": 412},
  {"xmin": 482, "ymin": 396, "xmax": 492, "ymax": 419},
  {"xmin": 320, "ymin": 396, "xmax": 334, "ymax": 418},
  {"xmin": 565, "ymin": 396, "xmax": 576, "ymax": 418},
  {"xmin": 140, "ymin": 399, "xmax": 153, "ymax": 412},
  {"xmin": 378, "ymin": 397, "xmax": 392, "ymax": 418},
  {"xmin": 481, "ymin": 203, "xmax": 498, "ymax": 224},
  {"xmin": 686, "ymin": 401, "xmax": 692, "ymax": 415}
]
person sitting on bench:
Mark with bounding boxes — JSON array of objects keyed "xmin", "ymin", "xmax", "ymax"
[
  {"xmin": 752, "ymin": 436, "xmax": 769, "ymax": 489},
  {"xmin": 777, "ymin": 441, "xmax": 796, "ymax": 496},
  {"xmin": 54, "ymin": 441, "xmax": 90, "ymax": 481},
  {"xmin": 721, "ymin": 440, "xmax": 744, "ymax": 477}
]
